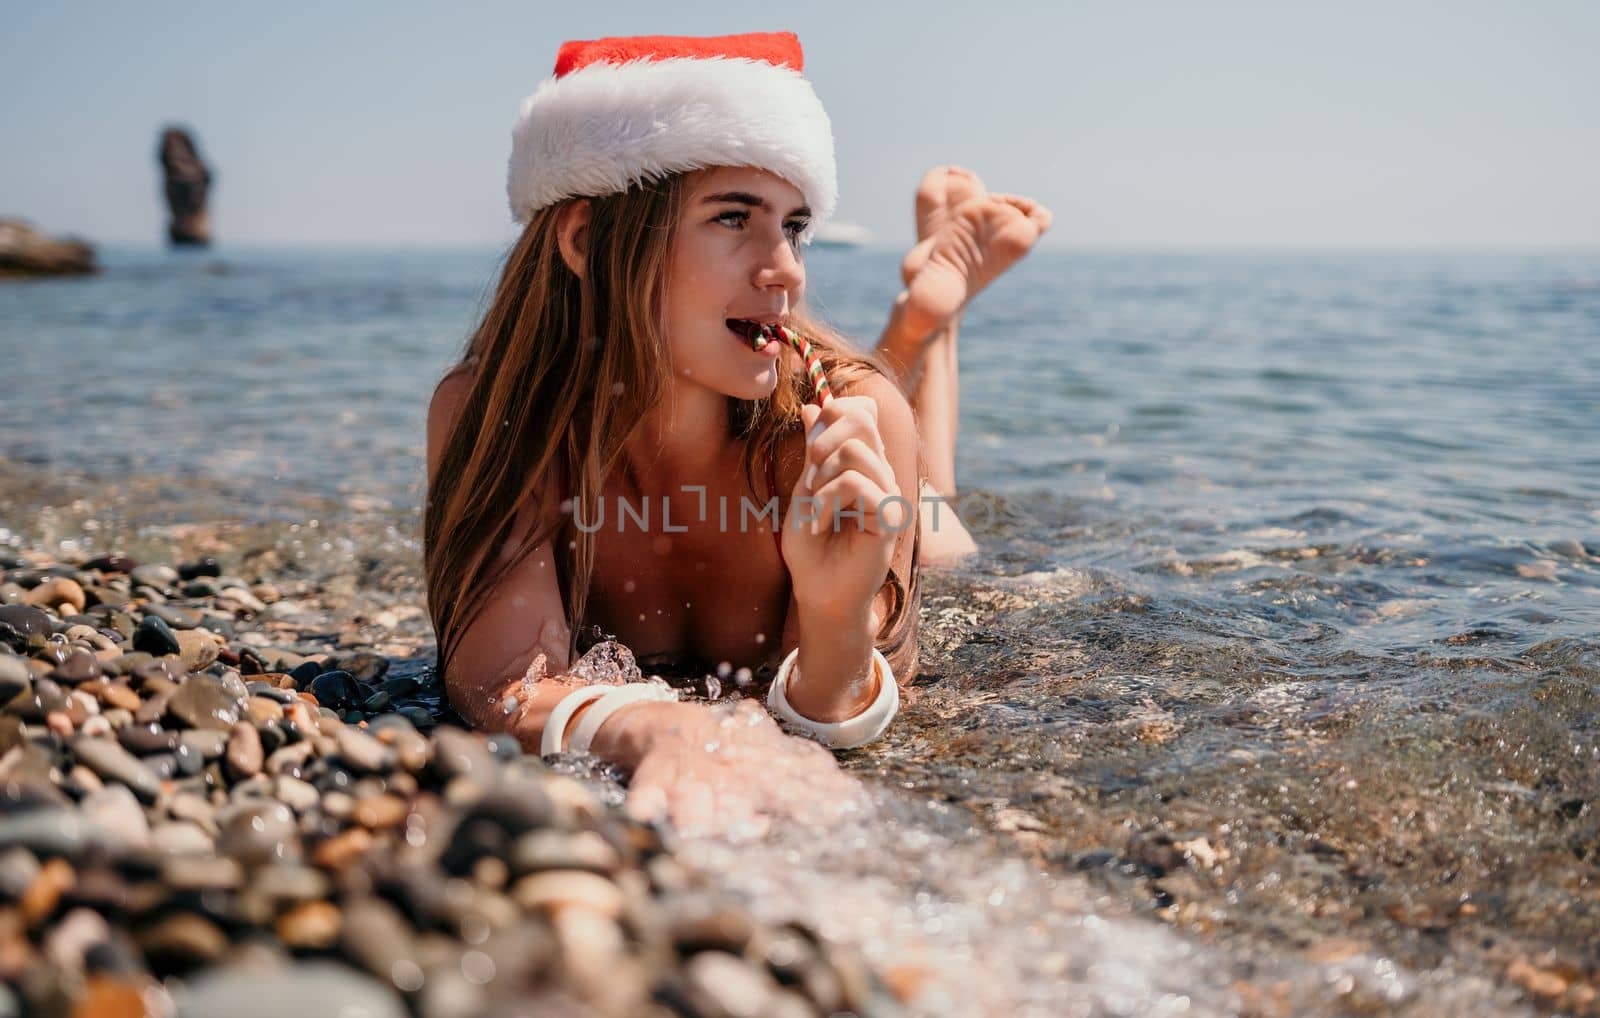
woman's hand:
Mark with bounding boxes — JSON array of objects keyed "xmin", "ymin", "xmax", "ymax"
[
  {"xmin": 623, "ymin": 699, "xmax": 865, "ymax": 840},
  {"xmin": 780, "ymin": 395, "xmax": 908, "ymax": 621}
]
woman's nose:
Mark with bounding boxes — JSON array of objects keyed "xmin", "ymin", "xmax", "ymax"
[{"xmin": 753, "ymin": 232, "xmax": 804, "ymax": 292}]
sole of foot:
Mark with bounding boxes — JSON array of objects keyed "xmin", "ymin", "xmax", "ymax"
[
  {"xmin": 898, "ymin": 193, "xmax": 1054, "ymax": 345},
  {"xmin": 904, "ymin": 166, "xmax": 988, "ymax": 286}
]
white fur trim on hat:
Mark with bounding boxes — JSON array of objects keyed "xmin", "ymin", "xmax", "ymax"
[{"xmin": 508, "ymin": 56, "xmax": 836, "ymax": 243}]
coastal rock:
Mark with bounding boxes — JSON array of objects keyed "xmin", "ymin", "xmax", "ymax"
[
  {"xmin": 0, "ymin": 219, "xmax": 97, "ymax": 279},
  {"xmin": 158, "ymin": 127, "xmax": 213, "ymax": 247}
]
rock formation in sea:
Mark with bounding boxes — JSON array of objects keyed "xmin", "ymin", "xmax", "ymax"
[
  {"xmin": 0, "ymin": 219, "xmax": 97, "ymax": 279},
  {"xmin": 159, "ymin": 126, "xmax": 213, "ymax": 246}
]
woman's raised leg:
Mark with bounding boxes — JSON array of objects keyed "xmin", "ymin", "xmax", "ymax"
[{"xmin": 873, "ymin": 168, "xmax": 1053, "ymax": 566}]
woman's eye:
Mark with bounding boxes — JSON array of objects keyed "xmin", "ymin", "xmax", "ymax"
[{"xmin": 714, "ymin": 211, "xmax": 806, "ymax": 241}]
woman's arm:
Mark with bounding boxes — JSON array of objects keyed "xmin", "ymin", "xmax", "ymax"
[
  {"xmin": 780, "ymin": 370, "xmax": 922, "ymax": 721},
  {"xmin": 428, "ymin": 368, "xmax": 655, "ymax": 764}
]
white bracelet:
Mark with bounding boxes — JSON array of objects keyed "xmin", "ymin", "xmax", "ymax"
[
  {"xmin": 766, "ymin": 647, "xmax": 899, "ymax": 749},
  {"xmin": 567, "ymin": 683, "xmax": 678, "ymax": 755},
  {"xmin": 540, "ymin": 685, "xmax": 612, "ymax": 756}
]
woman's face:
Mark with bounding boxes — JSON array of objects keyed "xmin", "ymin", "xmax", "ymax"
[{"xmin": 663, "ymin": 167, "xmax": 810, "ymax": 401}]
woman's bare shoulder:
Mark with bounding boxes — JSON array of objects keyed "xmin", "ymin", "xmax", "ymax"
[{"xmin": 427, "ymin": 360, "xmax": 478, "ymax": 478}]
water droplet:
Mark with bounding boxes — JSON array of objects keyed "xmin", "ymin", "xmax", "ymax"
[
  {"xmin": 501, "ymin": 694, "xmax": 518, "ymax": 715},
  {"xmin": 734, "ymin": 667, "xmax": 753, "ymax": 688},
  {"xmin": 461, "ymin": 914, "xmax": 490, "ymax": 945},
  {"xmin": 716, "ymin": 661, "xmax": 732, "ymax": 678},
  {"xmin": 706, "ymin": 676, "xmax": 722, "ymax": 700},
  {"xmin": 391, "ymin": 960, "xmax": 425, "ymax": 992},
  {"xmin": 754, "ymin": 632, "xmax": 766, "ymax": 644}
]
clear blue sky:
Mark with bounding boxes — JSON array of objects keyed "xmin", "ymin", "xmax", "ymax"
[{"xmin": 5, "ymin": 1, "xmax": 1596, "ymax": 249}]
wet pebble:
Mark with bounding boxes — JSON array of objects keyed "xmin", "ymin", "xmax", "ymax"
[
  {"xmin": 72, "ymin": 737, "xmax": 161, "ymax": 804},
  {"xmin": 131, "ymin": 615, "xmax": 181, "ymax": 657},
  {"xmin": 22, "ymin": 577, "xmax": 86, "ymax": 613},
  {"xmin": 174, "ymin": 630, "xmax": 220, "ymax": 671},
  {"xmin": 309, "ymin": 670, "xmax": 360, "ymax": 710},
  {"xmin": 167, "ymin": 676, "xmax": 242, "ymax": 730},
  {"xmin": 225, "ymin": 720, "xmax": 263, "ymax": 780},
  {"xmin": 336, "ymin": 724, "xmax": 394, "ymax": 774},
  {"xmin": 276, "ymin": 900, "xmax": 342, "ymax": 950},
  {"xmin": 145, "ymin": 604, "xmax": 201, "ymax": 630},
  {"xmin": 130, "ymin": 564, "xmax": 179, "ymax": 590},
  {"xmin": 150, "ymin": 820, "xmax": 215, "ymax": 856},
  {"xmin": 217, "ymin": 801, "xmax": 298, "ymax": 864}
]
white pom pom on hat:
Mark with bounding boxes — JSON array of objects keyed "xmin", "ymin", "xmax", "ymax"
[{"xmin": 507, "ymin": 31, "xmax": 837, "ymax": 244}]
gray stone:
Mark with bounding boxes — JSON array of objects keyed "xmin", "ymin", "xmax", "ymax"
[
  {"xmin": 335, "ymin": 725, "xmax": 394, "ymax": 774},
  {"xmin": 79, "ymin": 785, "xmax": 151, "ymax": 851},
  {"xmin": 73, "ymin": 737, "xmax": 162, "ymax": 803},
  {"xmin": 151, "ymin": 820, "xmax": 214, "ymax": 856},
  {"xmin": 216, "ymin": 801, "xmax": 298, "ymax": 864},
  {"xmin": 176, "ymin": 962, "xmax": 405, "ymax": 1018}
]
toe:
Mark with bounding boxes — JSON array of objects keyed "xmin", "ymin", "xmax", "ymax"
[
  {"xmin": 900, "ymin": 235, "xmax": 936, "ymax": 285},
  {"xmin": 945, "ymin": 166, "xmax": 988, "ymax": 203}
]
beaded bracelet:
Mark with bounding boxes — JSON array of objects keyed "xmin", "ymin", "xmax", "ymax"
[{"xmin": 766, "ymin": 647, "xmax": 899, "ymax": 749}]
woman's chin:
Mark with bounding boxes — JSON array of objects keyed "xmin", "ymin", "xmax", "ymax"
[
  {"xmin": 724, "ymin": 367, "xmax": 780, "ymax": 401},
  {"xmin": 674, "ymin": 363, "xmax": 779, "ymax": 402}
]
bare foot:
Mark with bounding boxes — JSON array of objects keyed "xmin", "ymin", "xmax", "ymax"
[
  {"xmin": 897, "ymin": 193, "xmax": 1053, "ymax": 343},
  {"xmin": 903, "ymin": 166, "xmax": 987, "ymax": 286}
]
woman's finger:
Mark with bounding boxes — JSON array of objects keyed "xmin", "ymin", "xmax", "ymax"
[
  {"xmin": 810, "ymin": 436, "xmax": 897, "ymax": 496},
  {"xmin": 808, "ymin": 474, "xmax": 894, "ymax": 536},
  {"xmin": 806, "ymin": 406, "xmax": 886, "ymax": 475}
]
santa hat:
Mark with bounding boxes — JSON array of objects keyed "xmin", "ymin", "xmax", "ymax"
[{"xmin": 507, "ymin": 31, "xmax": 836, "ymax": 244}]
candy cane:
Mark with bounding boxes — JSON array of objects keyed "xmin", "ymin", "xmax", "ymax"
[{"xmin": 753, "ymin": 324, "xmax": 833, "ymax": 408}]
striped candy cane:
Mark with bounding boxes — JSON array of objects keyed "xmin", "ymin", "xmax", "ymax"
[{"xmin": 755, "ymin": 324, "xmax": 833, "ymax": 408}]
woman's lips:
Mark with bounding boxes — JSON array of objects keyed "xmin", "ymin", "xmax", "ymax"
[{"xmin": 726, "ymin": 319, "xmax": 782, "ymax": 356}]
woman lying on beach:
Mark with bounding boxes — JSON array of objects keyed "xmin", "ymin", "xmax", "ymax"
[{"xmin": 424, "ymin": 32, "xmax": 1050, "ymax": 834}]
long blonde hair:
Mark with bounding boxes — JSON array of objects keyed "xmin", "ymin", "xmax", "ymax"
[{"xmin": 424, "ymin": 172, "xmax": 919, "ymax": 685}]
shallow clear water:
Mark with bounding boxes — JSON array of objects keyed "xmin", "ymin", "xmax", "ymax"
[{"xmin": 3, "ymin": 246, "xmax": 1598, "ymax": 1013}]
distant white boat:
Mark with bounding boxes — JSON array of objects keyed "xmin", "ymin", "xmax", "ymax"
[{"xmin": 812, "ymin": 221, "xmax": 872, "ymax": 248}]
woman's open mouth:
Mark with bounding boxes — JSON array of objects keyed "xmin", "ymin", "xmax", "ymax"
[{"xmin": 726, "ymin": 319, "xmax": 782, "ymax": 356}]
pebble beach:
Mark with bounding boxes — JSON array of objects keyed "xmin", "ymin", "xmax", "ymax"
[{"xmin": 0, "ymin": 531, "xmax": 910, "ymax": 1017}]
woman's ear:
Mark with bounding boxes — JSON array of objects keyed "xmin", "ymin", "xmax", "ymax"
[{"xmin": 556, "ymin": 199, "xmax": 592, "ymax": 278}]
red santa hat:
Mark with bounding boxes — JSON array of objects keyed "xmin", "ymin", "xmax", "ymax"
[{"xmin": 507, "ymin": 31, "xmax": 837, "ymax": 244}]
